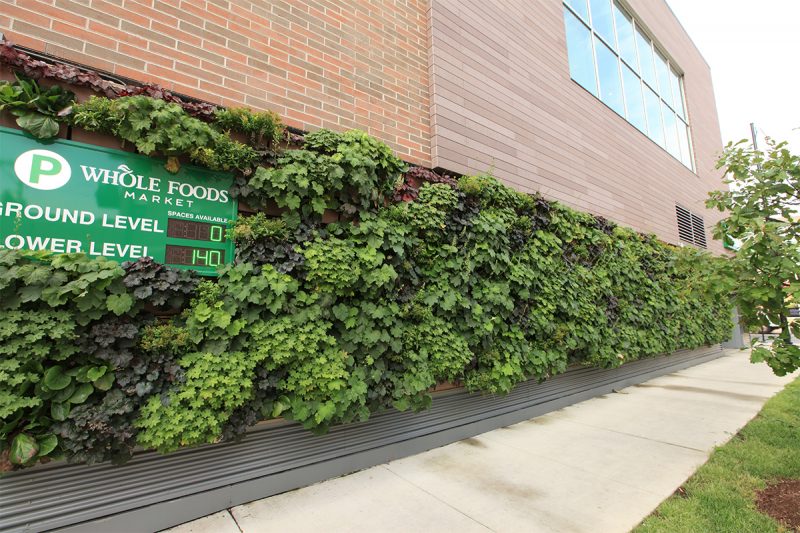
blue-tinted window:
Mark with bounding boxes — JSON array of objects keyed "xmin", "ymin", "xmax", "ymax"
[
  {"xmin": 621, "ymin": 65, "xmax": 646, "ymax": 133},
  {"xmin": 561, "ymin": 1, "xmax": 692, "ymax": 170},
  {"xmin": 655, "ymin": 51, "xmax": 673, "ymax": 108},
  {"xmin": 565, "ymin": 0, "xmax": 590, "ymax": 21},
  {"xmin": 636, "ymin": 28, "xmax": 657, "ymax": 88},
  {"xmin": 677, "ymin": 119, "xmax": 693, "ymax": 167},
  {"xmin": 670, "ymin": 68, "xmax": 686, "ymax": 119},
  {"xmin": 614, "ymin": 3, "xmax": 638, "ymax": 70},
  {"xmin": 662, "ymin": 102, "xmax": 680, "ymax": 158},
  {"xmin": 564, "ymin": 7, "xmax": 598, "ymax": 96},
  {"xmin": 644, "ymin": 86, "xmax": 664, "ymax": 147},
  {"xmin": 589, "ymin": 0, "xmax": 615, "ymax": 48},
  {"xmin": 595, "ymin": 36, "xmax": 624, "ymax": 115}
]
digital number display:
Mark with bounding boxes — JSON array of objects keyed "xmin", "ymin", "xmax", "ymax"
[
  {"xmin": 164, "ymin": 245, "xmax": 225, "ymax": 267},
  {"xmin": 167, "ymin": 218, "xmax": 225, "ymax": 242}
]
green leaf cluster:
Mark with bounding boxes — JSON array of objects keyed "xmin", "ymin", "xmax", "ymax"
[
  {"xmin": 0, "ymin": 251, "xmax": 130, "ymax": 466},
  {"xmin": 0, "ymin": 74, "xmax": 74, "ymax": 138},
  {"xmin": 247, "ymin": 129, "xmax": 406, "ymax": 221},
  {"xmin": 70, "ymin": 95, "xmax": 258, "ymax": 174},
  {"xmin": 135, "ymin": 175, "xmax": 732, "ymax": 452},
  {"xmin": 1, "ymin": 93, "xmax": 734, "ymax": 465},
  {"xmin": 213, "ymin": 107, "xmax": 284, "ymax": 148},
  {"xmin": 709, "ymin": 138, "xmax": 800, "ymax": 375}
]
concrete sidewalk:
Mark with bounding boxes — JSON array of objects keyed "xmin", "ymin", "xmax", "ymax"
[{"xmin": 168, "ymin": 350, "xmax": 796, "ymax": 533}]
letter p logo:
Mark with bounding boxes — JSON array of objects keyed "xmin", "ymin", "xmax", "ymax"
[{"xmin": 14, "ymin": 149, "xmax": 71, "ymax": 190}]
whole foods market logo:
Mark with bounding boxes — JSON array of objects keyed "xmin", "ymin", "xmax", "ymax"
[{"xmin": 14, "ymin": 149, "xmax": 72, "ymax": 191}]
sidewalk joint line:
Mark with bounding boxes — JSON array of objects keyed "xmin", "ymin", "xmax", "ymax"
[
  {"xmin": 562, "ymin": 421, "xmax": 706, "ymax": 452},
  {"xmin": 227, "ymin": 508, "xmax": 244, "ymax": 533},
  {"xmin": 380, "ymin": 465, "xmax": 498, "ymax": 532}
]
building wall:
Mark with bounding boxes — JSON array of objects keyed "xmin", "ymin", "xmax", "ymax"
[
  {"xmin": 0, "ymin": 0, "xmax": 431, "ymax": 166},
  {"xmin": 427, "ymin": 0, "xmax": 726, "ymax": 252},
  {"xmin": 0, "ymin": 0, "xmax": 726, "ymax": 250}
]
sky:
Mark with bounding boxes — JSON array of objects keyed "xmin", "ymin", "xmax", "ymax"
[{"xmin": 666, "ymin": 0, "xmax": 800, "ymax": 152}]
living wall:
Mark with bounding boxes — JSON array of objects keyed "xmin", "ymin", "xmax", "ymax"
[{"xmin": 0, "ymin": 42, "xmax": 733, "ymax": 468}]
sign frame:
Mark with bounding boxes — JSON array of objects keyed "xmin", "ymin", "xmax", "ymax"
[{"xmin": 0, "ymin": 126, "xmax": 237, "ymax": 276}]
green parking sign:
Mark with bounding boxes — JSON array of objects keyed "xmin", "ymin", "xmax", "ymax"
[{"xmin": 0, "ymin": 126, "xmax": 237, "ymax": 276}]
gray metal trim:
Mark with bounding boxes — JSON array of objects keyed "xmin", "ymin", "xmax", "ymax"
[{"xmin": 0, "ymin": 345, "xmax": 724, "ymax": 533}]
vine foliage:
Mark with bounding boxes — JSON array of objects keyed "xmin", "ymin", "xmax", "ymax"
[{"xmin": 0, "ymin": 69, "xmax": 734, "ymax": 468}]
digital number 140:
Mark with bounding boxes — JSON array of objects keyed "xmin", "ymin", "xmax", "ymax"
[{"xmin": 192, "ymin": 249, "xmax": 222, "ymax": 267}]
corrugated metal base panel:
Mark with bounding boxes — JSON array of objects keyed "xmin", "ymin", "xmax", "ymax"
[{"xmin": 1, "ymin": 345, "xmax": 724, "ymax": 533}]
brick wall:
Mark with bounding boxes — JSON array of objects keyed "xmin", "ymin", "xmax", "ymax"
[{"xmin": 0, "ymin": 0, "xmax": 432, "ymax": 166}]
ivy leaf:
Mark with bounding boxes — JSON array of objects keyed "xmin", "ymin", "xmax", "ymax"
[
  {"xmin": 43, "ymin": 366, "xmax": 72, "ymax": 391},
  {"xmin": 16, "ymin": 112, "xmax": 60, "ymax": 139},
  {"xmin": 36, "ymin": 434, "xmax": 58, "ymax": 457},
  {"xmin": 107, "ymin": 293, "xmax": 134, "ymax": 315},
  {"xmin": 69, "ymin": 383, "xmax": 94, "ymax": 404},
  {"xmin": 285, "ymin": 194, "xmax": 301, "ymax": 210},
  {"xmin": 311, "ymin": 197, "xmax": 328, "ymax": 214},
  {"xmin": 314, "ymin": 401, "xmax": 336, "ymax": 423},
  {"xmin": 51, "ymin": 402, "xmax": 71, "ymax": 421},
  {"xmin": 18, "ymin": 285, "xmax": 43, "ymax": 302},
  {"xmin": 9, "ymin": 433, "xmax": 39, "ymax": 465}
]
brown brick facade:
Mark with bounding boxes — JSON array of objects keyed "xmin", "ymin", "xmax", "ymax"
[{"xmin": 0, "ymin": 0, "xmax": 432, "ymax": 166}]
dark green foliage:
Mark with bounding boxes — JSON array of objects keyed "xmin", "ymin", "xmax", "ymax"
[
  {"xmin": 70, "ymin": 95, "xmax": 259, "ymax": 174},
  {"xmin": 229, "ymin": 213, "xmax": 311, "ymax": 272},
  {"xmin": 121, "ymin": 257, "xmax": 200, "ymax": 310},
  {"xmin": 0, "ymin": 252, "xmax": 195, "ymax": 467},
  {"xmin": 0, "ymin": 251, "xmax": 131, "ymax": 466},
  {"xmin": 190, "ymin": 132, "xmax": 262, "ymax": 174},
  {"xmin": 136, "ymin": 176, "xmax": 732, "ymax": 452},
  {"xmin": 0, "ymin": 74, "xmax": 74, "ymax": 138},
  {"xmin": 2, "ymin": 92, "xmax": 734, "ymax": 466},
  {"xmin": 53, "ymin": 389, "xmax": 138, "ymax": 465},
  {"xmin": 71, "ymin": 96, "xmax": 214, "ymax": 157}
]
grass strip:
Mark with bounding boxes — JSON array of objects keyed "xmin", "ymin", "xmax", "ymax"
[{"xmin": 635, "ymin": 376, "xmax": 800, "ymax": 533}]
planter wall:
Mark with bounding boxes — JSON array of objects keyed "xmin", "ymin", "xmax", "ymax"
[{"xmin": 0, "ymin": 344, "xmax": 724, "ymax": 533}]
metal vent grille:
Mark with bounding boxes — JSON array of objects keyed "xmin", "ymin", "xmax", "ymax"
[
  {"xmin": 676, "ymin": 205, "xmax": 694, "ymax": 242},
  {"xmin": 676, "ymin": 205, "xmax": 707, "ymax": 248},
  {"xmin": 691, "ymin": 213, "xmax": 707, "ymax": 248}
]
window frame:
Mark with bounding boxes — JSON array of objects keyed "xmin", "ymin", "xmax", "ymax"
[{"xmin": 563, "ymin": 0, "xmax": 695, "ymax": 172}]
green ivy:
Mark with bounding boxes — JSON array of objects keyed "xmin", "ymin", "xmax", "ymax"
[
  {"xmin": 0, "ymin": 74, "xmax": 74, "ymax": 139},
  {"xmin": 70, "ymin": 95, "xmax": 258, "ymax": 174},
  {"xmin": 0, "ymin": 92, "xmax": 735, "ymax": 468},
  {"xmin": 213, "ymin": 107, "xmax": 284, "ymax": 148},
  {"xmin": 0, "ymin": 251, "xmax": 132, "ymax": 466}
]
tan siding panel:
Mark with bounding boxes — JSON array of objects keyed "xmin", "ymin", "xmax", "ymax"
[{"xmin": 429, "ymin": 0, "xmax": 726, "ymax": 252}]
